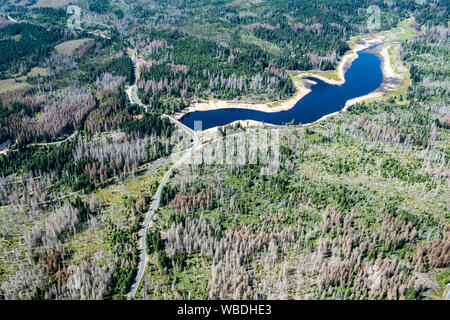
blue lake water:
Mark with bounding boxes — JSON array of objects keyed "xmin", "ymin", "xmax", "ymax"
[{"xmin": 181, "ymin": 48, "xmax": 382, "ymax": 131}]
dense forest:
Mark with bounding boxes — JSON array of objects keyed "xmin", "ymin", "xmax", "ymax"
[
  {"xmin": 135, "ymin": 29, "xmax": 295, "ymax": 112},
  {"xmin": 0, "ymin": 23, "xmax": 62, "ymax": 76}
]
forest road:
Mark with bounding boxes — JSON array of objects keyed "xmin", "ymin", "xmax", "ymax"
[
  {"xmin": 127, "ymin": 115, "xmax": 199, "ymax": 300},
  {"xmin": 126, "ymin": 48, "xmax": 200, "ymax": 300}
]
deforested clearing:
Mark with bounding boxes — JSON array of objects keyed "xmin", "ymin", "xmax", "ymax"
[{"xmin": 55, "ymin": 39, "xmax": 93, "ymax": 56}]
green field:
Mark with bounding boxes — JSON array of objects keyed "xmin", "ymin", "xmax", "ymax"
[{"xmin": 54, "ymin": 39, "xmax": 92, "ymax": 56}]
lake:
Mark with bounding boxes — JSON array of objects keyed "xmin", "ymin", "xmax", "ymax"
[{"xmin": 181, "ymin": 47, "xmax": 383, "ymax": 131}]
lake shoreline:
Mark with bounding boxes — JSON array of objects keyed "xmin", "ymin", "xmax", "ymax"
[
  {"xmin": 174, "ymin": 35, "xmax": 390, "ymax": 123},
  {"xmin": 174, "ymin": 19, "xmax": 414, "ymax": 133},
  {"xmin": 173, "ymin": 79, "xmax": 316, "ymax": 120},
  {"xmin": 344, "ymin": 43, "xmax": 405, "ymax": 108},
  {"xmin": 189, "ymin": 42, "xmax": 393, "ymax": 134}
]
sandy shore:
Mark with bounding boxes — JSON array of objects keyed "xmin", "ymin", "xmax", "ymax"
[
  {"xmin": 298, "ymin": 36, "xmax": 387, "ymax": 86},
  {"xmin": 175, "ymin": 20, "xmax": 412, "ymax": 134},
  {"xmin": 198, "ymin": 120, "xmax": 274, "ymax": 139},
  {"xmin": 344, "ymin": 43, "xmax": 405, "ymax": 108},
  {"xmin": 173, "ymin": 79, "xmax": 316, "ymax": 120},
  {"xmin": 174, "ymin": 33, "xmax": 388, "ymax": 122},
  {"xmin": 194, "ymin": 39, "xmax": 404, "ymax": 135}
]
